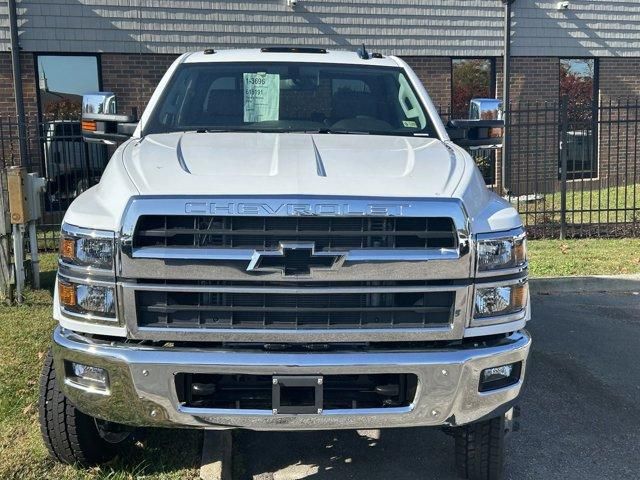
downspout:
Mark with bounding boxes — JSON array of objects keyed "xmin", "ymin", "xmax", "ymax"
[
  {"xmin": 501, "ymin": 0, "xmax": 515, "ymax": 195},
  {"xmin": 8, "ymin": 0, "xmax": 28, "ymax": 166}
]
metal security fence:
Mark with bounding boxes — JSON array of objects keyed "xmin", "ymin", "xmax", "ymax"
[
  {"xmin": 506, "ymin": 98, "xmax": 640, "ymax": 238},
  {"xmin": 0, "ymin": 100, "xmax": 639, "ymax": 250}
]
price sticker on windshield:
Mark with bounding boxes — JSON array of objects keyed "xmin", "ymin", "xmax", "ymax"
[{"xmin": 243, "ymin": 72, "xmax": 280, "ymax": 123}]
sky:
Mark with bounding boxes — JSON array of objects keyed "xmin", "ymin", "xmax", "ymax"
[
  {"xmin": 560, "ymin": 58, "xmax": 594, "ymax": 78},
  {"xmin": 37, "ymin": 56, "xmax": 100, "ymax": 95}
]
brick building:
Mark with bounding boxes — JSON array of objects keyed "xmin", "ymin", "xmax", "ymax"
[{"xmin": 0, "ymin": 0, "xmax": 639, "ymax": 194}]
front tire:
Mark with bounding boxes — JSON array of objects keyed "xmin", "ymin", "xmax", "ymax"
[
  {"xmin": 453, "ymin": 415, "xmax": 505, "ymax": 480},
  {"xmin": 38, "ymin": 350, "xmax": 130, "ymax": 466}
]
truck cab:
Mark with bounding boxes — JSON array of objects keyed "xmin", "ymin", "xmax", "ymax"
[{"xmin": 40, "ymin": 48, "xmax": 530, "ymax": 480}]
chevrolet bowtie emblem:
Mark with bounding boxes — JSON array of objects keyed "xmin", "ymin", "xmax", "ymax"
[{"xmin": 247, "ymin": 242, "xmax": 345, "ymax": 276}]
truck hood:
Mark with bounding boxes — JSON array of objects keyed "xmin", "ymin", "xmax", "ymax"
[{"xmin": 123, "ymin": 132, "xmax": 464, "ymax": 198}]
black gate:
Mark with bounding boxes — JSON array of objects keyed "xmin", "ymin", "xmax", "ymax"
[{"xmin": 506, "ymin": 97, "xmax": 640, "ymax": 238}]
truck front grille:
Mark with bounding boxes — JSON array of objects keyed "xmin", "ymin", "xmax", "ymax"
[
  {"xmin": 133, "ymin": 215, "xmax": 457, "ymax": 251},
  {"xmin": 136, "ymin": 285, "xmax": 455, "ymax": 330},
  {"xmin": 120, "ymin": 198, "xmax": 471, "ymax": 341}
]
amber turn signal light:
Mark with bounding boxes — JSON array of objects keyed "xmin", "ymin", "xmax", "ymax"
[
  {"xmin": 81, "ymin": 120, "xmax": 97, "ymax": 132},
  {"xmin": 58, "ymin": 281, "xmax": 77, "ymax": 307},
  {"xmin": 59, "ymin": 237, "xmax": 75, "ymax": 260},
  {"xmin": 511, "ymin": 283, "xmax": 528, "ymax": 310}
]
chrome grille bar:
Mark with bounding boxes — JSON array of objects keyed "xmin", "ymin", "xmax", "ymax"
[
  {"xmin": 120, "ymin": 282, "xmax": 471, "ymax": 343},
  {"xmin": 135, "ymin": 288, "xmax": 455, "ymax": 330},
  {"xmin": 118, "ymin": 197, "xmax": 472, "ymax": 282},
  {"xmin": 133, "ymin": 215, "xmax": 457, "ymax": 250}
]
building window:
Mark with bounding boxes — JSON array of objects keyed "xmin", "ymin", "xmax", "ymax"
[
  {"xmin": 560, "ymin": 58, "xmax": 598, "ymax": 180},
  {"xmin": 35, "ymin": 55, "xmax": 107, "ymax": 213},
  {"xmin": 451, "ymin": 58, "xmax": 496, "ymax": 119},
  {"xmin": 36, "ymin": 55, "xmax": 100, "ymax": 120}
]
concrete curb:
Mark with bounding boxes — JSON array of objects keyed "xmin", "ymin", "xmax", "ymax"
[
  {"xmin": 200, "ymin": 430, "xmax": 233, "ymax": 480},
  {"xmin": 530, "ymin": 274, "xmax": 640, "ymax": 294}
]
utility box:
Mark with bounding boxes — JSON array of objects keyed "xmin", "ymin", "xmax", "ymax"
[
  {"xmin": 26, "ymin": 173, "xmax": 47, "ymax": 222},
  {"xmin": 7, "ymin": 166, "xmax": 28, "ymax": 225},
  {"xmin": 6, "ymin": 167, "xmax": 46, "ymax": 224}
]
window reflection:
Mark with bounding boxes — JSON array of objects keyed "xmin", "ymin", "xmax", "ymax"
[
  {"xmin": 452, "ymin": 59, "xmax": 495, "ymax": 119},
  {"xmin": 37, "ymin": 55, "xmax": 100, "ymax": 120},
  {"xmin": 35, "ymin": 55, "xmax": 107, "ymax": 214},
  {"xmin": 560, "ymin": 59, "xmax": 598, "ymax": 180}
]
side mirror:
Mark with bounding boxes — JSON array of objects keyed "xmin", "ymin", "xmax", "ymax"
[
  {"xmin": 469, "ymin": 98, "xmax": 502, "ymax": 121},
  {"xmin": 81, "ymin": 92, "xmax": 138, "ymax": 144},
  {"xmin": 447, "ymin": 98, "xmax": 504, "ymax": 148}
]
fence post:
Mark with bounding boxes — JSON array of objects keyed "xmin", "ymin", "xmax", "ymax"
[
  {"xmin": 559, "ymin": 95, "xmax": 569, "ymax": 240},
  {"xmin": 0, "ymin": 172, "xmax": 13, "ymax": 302}
]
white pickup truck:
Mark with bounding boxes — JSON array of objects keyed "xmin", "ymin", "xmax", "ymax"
[{"xmin": 39, "ymin": 47, "xmax": 530, "ymax": 480}]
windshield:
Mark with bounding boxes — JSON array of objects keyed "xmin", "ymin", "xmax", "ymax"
[{"xmin": 144, "ymin": 62, "xmax": 439, "ymax": 138}]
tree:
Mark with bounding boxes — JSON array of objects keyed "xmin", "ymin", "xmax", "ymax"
[
  {"xmin": 43, "ymin": 99, "xmax": 82, "ymax": 120},
  {"xmin": 560, "ymin": 61, "xmax": 594, "ymax": 126}
]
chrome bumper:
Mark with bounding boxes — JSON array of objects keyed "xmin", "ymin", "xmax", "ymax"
[{"xmin": 52, "ymin": 326, "xmax": 531, "ymax": 430}]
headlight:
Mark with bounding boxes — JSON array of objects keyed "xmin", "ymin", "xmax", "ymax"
[
  {"xmin": 59, "ymin": 224, "xmax": 114, "ymax": 270},
  {"xmin": 476, "ymin": 229, "xmax": 527, "ymax": 273},
  {"xmin": 59, "ymin": 279, "xmax": 116, "ymax": 319},
  {"xmin": 473, "ymin": 281, "xmax": 528, "ymax": 324}
]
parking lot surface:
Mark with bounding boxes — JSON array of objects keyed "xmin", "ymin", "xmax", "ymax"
[{"xmin": 232, "ymin": 291, "xmax": 640, "ymax": 479}]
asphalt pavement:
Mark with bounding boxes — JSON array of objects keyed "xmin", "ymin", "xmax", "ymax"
[{"xmin": 231, "ymin": 291, "xmax": 640, "ymax": 479}]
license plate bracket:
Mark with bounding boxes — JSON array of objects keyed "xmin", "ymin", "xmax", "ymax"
[{"xmin": 272, "ymin": 375, "xmax": 323, "ymax": 415}]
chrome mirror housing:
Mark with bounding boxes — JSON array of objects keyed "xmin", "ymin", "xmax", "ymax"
[
  {"xmin": 469, "ymin": 98, "xmax": 503, "ymax": 121},
  {"xmin": 81, "ymin": 92, "xmax": 138, "ymax": 145},
  {"xmin": 82, "ymin": 92, "xmax": 118, "ymax": 116},
  {"xmin": 447, "ymin": 98, "xmax": 504, "ymax": 148}
]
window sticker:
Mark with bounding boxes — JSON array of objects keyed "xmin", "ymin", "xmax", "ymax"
[
  {"xmin": 402, "ymin": 120, "xmax": 418, "ymax": 128},
  {"xmin": 243, "ymin": 72, "xmax": 280, "ymax": 122}
]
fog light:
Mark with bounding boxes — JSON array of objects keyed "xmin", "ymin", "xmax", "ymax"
[
  {"xmin": 479, "ymin": 362, "xmax": 521, "ymax": 392},
  {"xmin": 66, "ymin": 361, "xmax": 109, "ymax": 393}
]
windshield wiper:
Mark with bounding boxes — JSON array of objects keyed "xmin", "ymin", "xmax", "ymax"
[
  {"xmin": 198, "ymin": 128, "xmax": 249, "ymax": 133},
  {"xmin": 314, "ymin": 129, "xmax": 371, "ymax": 135},
  {"xmin": 313, "ymin": 129, "xmax": 429, "ymax": 137}
]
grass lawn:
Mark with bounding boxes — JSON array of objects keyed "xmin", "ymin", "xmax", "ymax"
[
  {"xmin": 516, "ymin": 183, "xmax": 640, "ymax": 226},
  {"xmin": 1, "ymin": 240, "xmax": 639, "ymax": 478},
  {"xmin": 528, "ymin": 238, "xmax": 640, "ymax": 277}
]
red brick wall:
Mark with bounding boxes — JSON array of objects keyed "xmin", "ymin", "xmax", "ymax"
[
  {"xmin": 503, "ymin": 57, "xmax": 560, "ymax": 195},
  {"xmin": 0, "ymin": 53, "xmax": 15, "ymax": 119},
  {"xmin": 599, "ymin": 58, "xmax": 640, "ymax": 100},
  {"xmin": 509, "ymin": 57, "xmax": 559, "ymax": 104},
  {"xmin": 0, "ymin": 52, "xmax": 38, "ymax": 119},
  {"xmin": 0, "ymin": 52, "xmax": 39, "ymax": 169},
  {"xmin": 402, "ymin": 56, "xmax": 451, "ymax": 114},
  {"xmin": 598, "ymin": 58, "xmax": 640, "ymax": 188},
  {"xmin": 100, "ymin": 54, "xmax": 179, "ymax": 118}
]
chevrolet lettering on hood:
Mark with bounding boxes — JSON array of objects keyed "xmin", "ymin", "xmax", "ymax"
[{"xmin": 185, "ymin": 201, "xmax": 411, "ymax": 216}]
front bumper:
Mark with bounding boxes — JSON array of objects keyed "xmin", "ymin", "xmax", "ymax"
[{"xmin": 52, "ymin": 326, "xmax": 531, "ymax": 430}]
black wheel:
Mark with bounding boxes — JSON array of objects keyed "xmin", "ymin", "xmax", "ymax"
[
  {"xmin": 453, "ymin": 415, "xmax": 505, "ymax": 480},
  {"xmin": 38, "ymin": 350, "xmax": 132, "ymax": 466}
]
